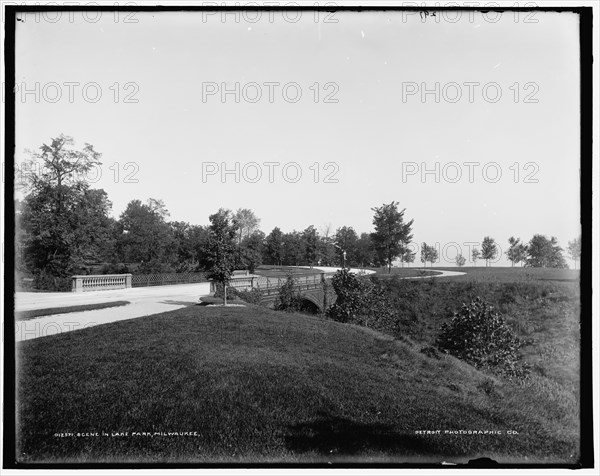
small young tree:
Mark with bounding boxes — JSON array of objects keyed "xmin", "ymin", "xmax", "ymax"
[
  {"xmin": 567, "ymin": 236, "xmax": 581, "ymax": 269},
  {"xmin": 420, "ymin": 243, "xmax": 438, "ymax": 267},
  {"xmin": 402, "ymin": 247, "xmax": 416, "ymax": 267},
  {"xmin": 202, "ymin": 209, "xmax": 238, "ymax": 305},
  {"xmin": 455, "ymin": 254, "xmax": 466, "ymax": 267},
  {"xmin": 471, "ymin": 248, "xmax": 480, "ymax": 266},
  {"xmin": 481, "ymin": 236, "xmax": 498, "ymax": 267},
  {"xmin": 506, "ymin": 236, "xmax": 526, "ymax": 267}
]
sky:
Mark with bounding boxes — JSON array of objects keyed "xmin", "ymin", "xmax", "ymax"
[{"xmin": 13, "ymin": 8, "xmax": 582, "ymax": 266}]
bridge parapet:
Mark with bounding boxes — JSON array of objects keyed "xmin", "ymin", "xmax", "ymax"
[{"xmin": 72, "ymin": 274, "xmax": 132, "ymax": 292}]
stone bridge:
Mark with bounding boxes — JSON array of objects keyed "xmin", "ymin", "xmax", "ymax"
[{"xmin": 229, "ymin": 271, "xmax": 337, "ymax": 312}]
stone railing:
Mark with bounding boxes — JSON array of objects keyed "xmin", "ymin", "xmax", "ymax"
[{"xmin": 72, "ymin": 274, "xmax": 132, "ymax": 292}]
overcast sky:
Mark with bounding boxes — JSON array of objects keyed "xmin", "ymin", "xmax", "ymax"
[{"xmin": 14, "ymin": 9, "xmax": 581, "ymax": 265}]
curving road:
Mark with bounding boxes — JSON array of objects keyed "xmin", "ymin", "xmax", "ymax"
[
  {"xmin": 13, "ymin": 268, "xmax": 466, "ymax": 342},
  {"xmin": 13, "ymin": 283, "xmax": 211, "ymax": 342}
]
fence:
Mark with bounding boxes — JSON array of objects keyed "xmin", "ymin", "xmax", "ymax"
[{"xmin": 132, "ymin": 272, "xmax": 208, "ymax": 288}]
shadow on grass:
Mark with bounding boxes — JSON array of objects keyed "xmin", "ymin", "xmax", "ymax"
[{"xmin": 284, "ymin": 413, "xmax": 431, "ymax": 456}]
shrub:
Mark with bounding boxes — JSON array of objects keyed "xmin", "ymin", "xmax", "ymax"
[
  {"xmin": 273, "ymin": 274, "xmax": 304, "ymax": 312},
  {"xmin": 436, "ymin": 297, "xmax": 530, "ymax": 379},
  {"xmin": 236, "ymin": 288, "xmax": 263, "ymax": 305},
  {"xmin": 214, "ymin": 282, "xmax": 238, "ymax": 299},
  {"xmin": 326, "ymin": 269, "xmax": 396, "ymax": 328},
  {"xmin": 32, "ymin": 271, "xmax": 71, "ymax": 292},
  {"xmin": 100, "ymin": 262, "xmax": 130, "ymax": 274}
]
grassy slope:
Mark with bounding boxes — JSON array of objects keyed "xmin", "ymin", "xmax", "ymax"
[
  {"xmin": 17, "ymin": 304, "xmax": 578, "ymax": 464},
  {"xmin": 372, "ymin": 268, "xmax": 581, "ymax": 395}
]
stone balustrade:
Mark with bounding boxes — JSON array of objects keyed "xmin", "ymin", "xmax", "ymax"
[{"xmin": 72, "ymin": 274, "xmax": 132, "ymax": 292}]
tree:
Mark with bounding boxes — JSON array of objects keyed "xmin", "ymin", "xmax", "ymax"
[
  {"xmin": 355, "ymin": 233, "xmax": 374, "ymax": 269},
  {"xmin": 116, "ymin": 199, "xmax": 175, "ymax": 272},
  {"xmin": 506, "ymin": 237, "xmax": 527, "ymax": 267},
  {"xmin": 170, "ymin": 221, "xmax": 208, "ymax": 272},
  {"xmin": 319, "ymin": 223, "xmax": 337, "ymax": 266},
  {"xmin": 265, "ymin": 227, "xmax": 284, "ymax": 265},
  {"xmin": 455, "ymin": 254, "xmax": 466, "ymax": 267},
  {"xmin": 334, "ymin": 226, "xmax": 359, "ymax": 267},
  {"xmin": 401, "ymin": 247, "xmax": 416, "ymax": 267},
  {"xmin": 471, "ymin": 248, "xmax": 481, "ymax": 266},
  {"xmin": 233, "ymin": 208, "xmax": 261, "ymax": 244},
  {"xmin": 420, "ymin": 243, "xmax": 438, "ymax": 267},
  {"xmin": 302, "ymin": 225, "xmax": 319, "ymax": 267},
  {"xmin": 525, "ymin": 235, "xmax": 567, "ymax": 268},
  {"xmin": 201, "ymin": 209, "xmax": 238, "ymax": 304},
  {"xmin": 239, "ymin": 230, "xmax": 264, "ymax": 273},
  {"xmin": 481, "ymin": 236, "xmax": 498, "ymax": 267},
  {"xmin": 18, "ymin": 134, "xmax": 112, "ymax": 283},
  {"xmin": 282, "ymin": 231, "xmax": 304, "ymax": 266},
  {"xmin": 371, "ymin": 202, "xmax": 414, "ymax": 273},
  {"xmin": 567, "ymin": 236, "xmax": 581, "ymax": 269}
]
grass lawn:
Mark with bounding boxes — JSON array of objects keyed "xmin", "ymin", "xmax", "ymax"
[
  {"xmin": 428, "ymin": 266, "xmax": 579, "ymax": 284},
  {"xmin": 371, "ymin": 267, "xmax": 442, "ymax": 278},
  {"xmin": 17, "ymin": 303, "xmax": 579, "ymax": 464},
  {"xmin": 255, "ymin": 266, "xmax": 323, "ymax": 277},
  {"xmin": 15, "ymin": 301, "xmax": 131, "ymax": 321}
]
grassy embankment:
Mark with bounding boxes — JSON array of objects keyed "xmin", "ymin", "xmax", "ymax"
[{"xmin": 16, "ymin": 266, "xmax": 580, "ymax": 463}]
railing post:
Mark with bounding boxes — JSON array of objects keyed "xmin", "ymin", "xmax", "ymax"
[
  {"xmin": 125, "ymin": 274, "xmax": 132, "ymax": 289},
  {"xmin": 72, "ymin": 276, "xmax": 83, "ymax": 292}
]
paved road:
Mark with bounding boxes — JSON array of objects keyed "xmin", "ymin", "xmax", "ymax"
[
  {"xmin": 13, "ymin": 283, "xmax": 210, "ymax": 342},
  {"xmin": 12, "ymin": 268, "xmax": 466, "ymax": 342}
]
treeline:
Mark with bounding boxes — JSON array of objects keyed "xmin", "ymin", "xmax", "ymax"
[
  {"xmin": 420, "ymin": 235, "xmax": 581, "ymax": 269},
  {"xmin": 15, "ymin": 135, "xmax": 580, "ymax": 290}
]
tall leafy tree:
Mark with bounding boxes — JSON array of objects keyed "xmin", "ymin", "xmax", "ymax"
[
  {"xmin": 318, "ymin": 223, "xmax": 337, "ymax": 266},
  {"xmin": 334, "ymin": 226, "xmax": 359, "ymax": 267},
  {"xmin": 282, "ymin": 231, "xmax": 304, "ymax": 266},
  {"xmin": 481, "ymin": 236, "xmax": 498, "ymax": 267},
  {"xmin": 371, "ymin": 201, "xmax": 414, "ymax": 273},
  {"xmin": 302, "ymin": 225, "xmax": 320, "ymax": 268},
  {"xmin": 18, "ymin": 134, "xmax": 112, "ymax": 280},
  {"xmin": 201, "ymin": 208, "xmax": 238, "ymax": 304},
  {"xmin": 239, "ymin": 230, "xmax": 265, "ymax": 273},
  {"xmin": 116, "ymin": 199, "xmax": 175, "ymax": 272},
  {"xmin": 233, "ymin": 208, "xmax": 261, "ymax": 244},
  {"xmin": 355, "ymin": 233, "xmax": 374, "ymax": 269},
  {"xmin": 169, "ymin": 221, "xmax": 209, "ymax": 272},
  {"xmin": 265, "ymin": 227, "xmax": 284, "ymax": 265},
  {"xmin": 526, "ymin": 235, "xmax": 567, "ymax": 268}
]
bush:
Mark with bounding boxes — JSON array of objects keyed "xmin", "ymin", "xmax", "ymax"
[
  {"xmin": 236, "ymin": 288, "xmax": 263, "ymax": 305},
  {"xmin": 100, "ymin": 262, "xmax": 130, "ymax": 274},
  {"xmin": 32, "ymin": 271, "xmax": 71, "ymax": 292},
  {"xmin": 326, "ymin": 269, "xmax": 396, "ymax": 328},
  {"xmin": 273, "ymin": 274, "xmax": 304, "ymax": 312},
  {"xmin": 436, "ymin": 297, "xmax": 530, "ymax": 379}
]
